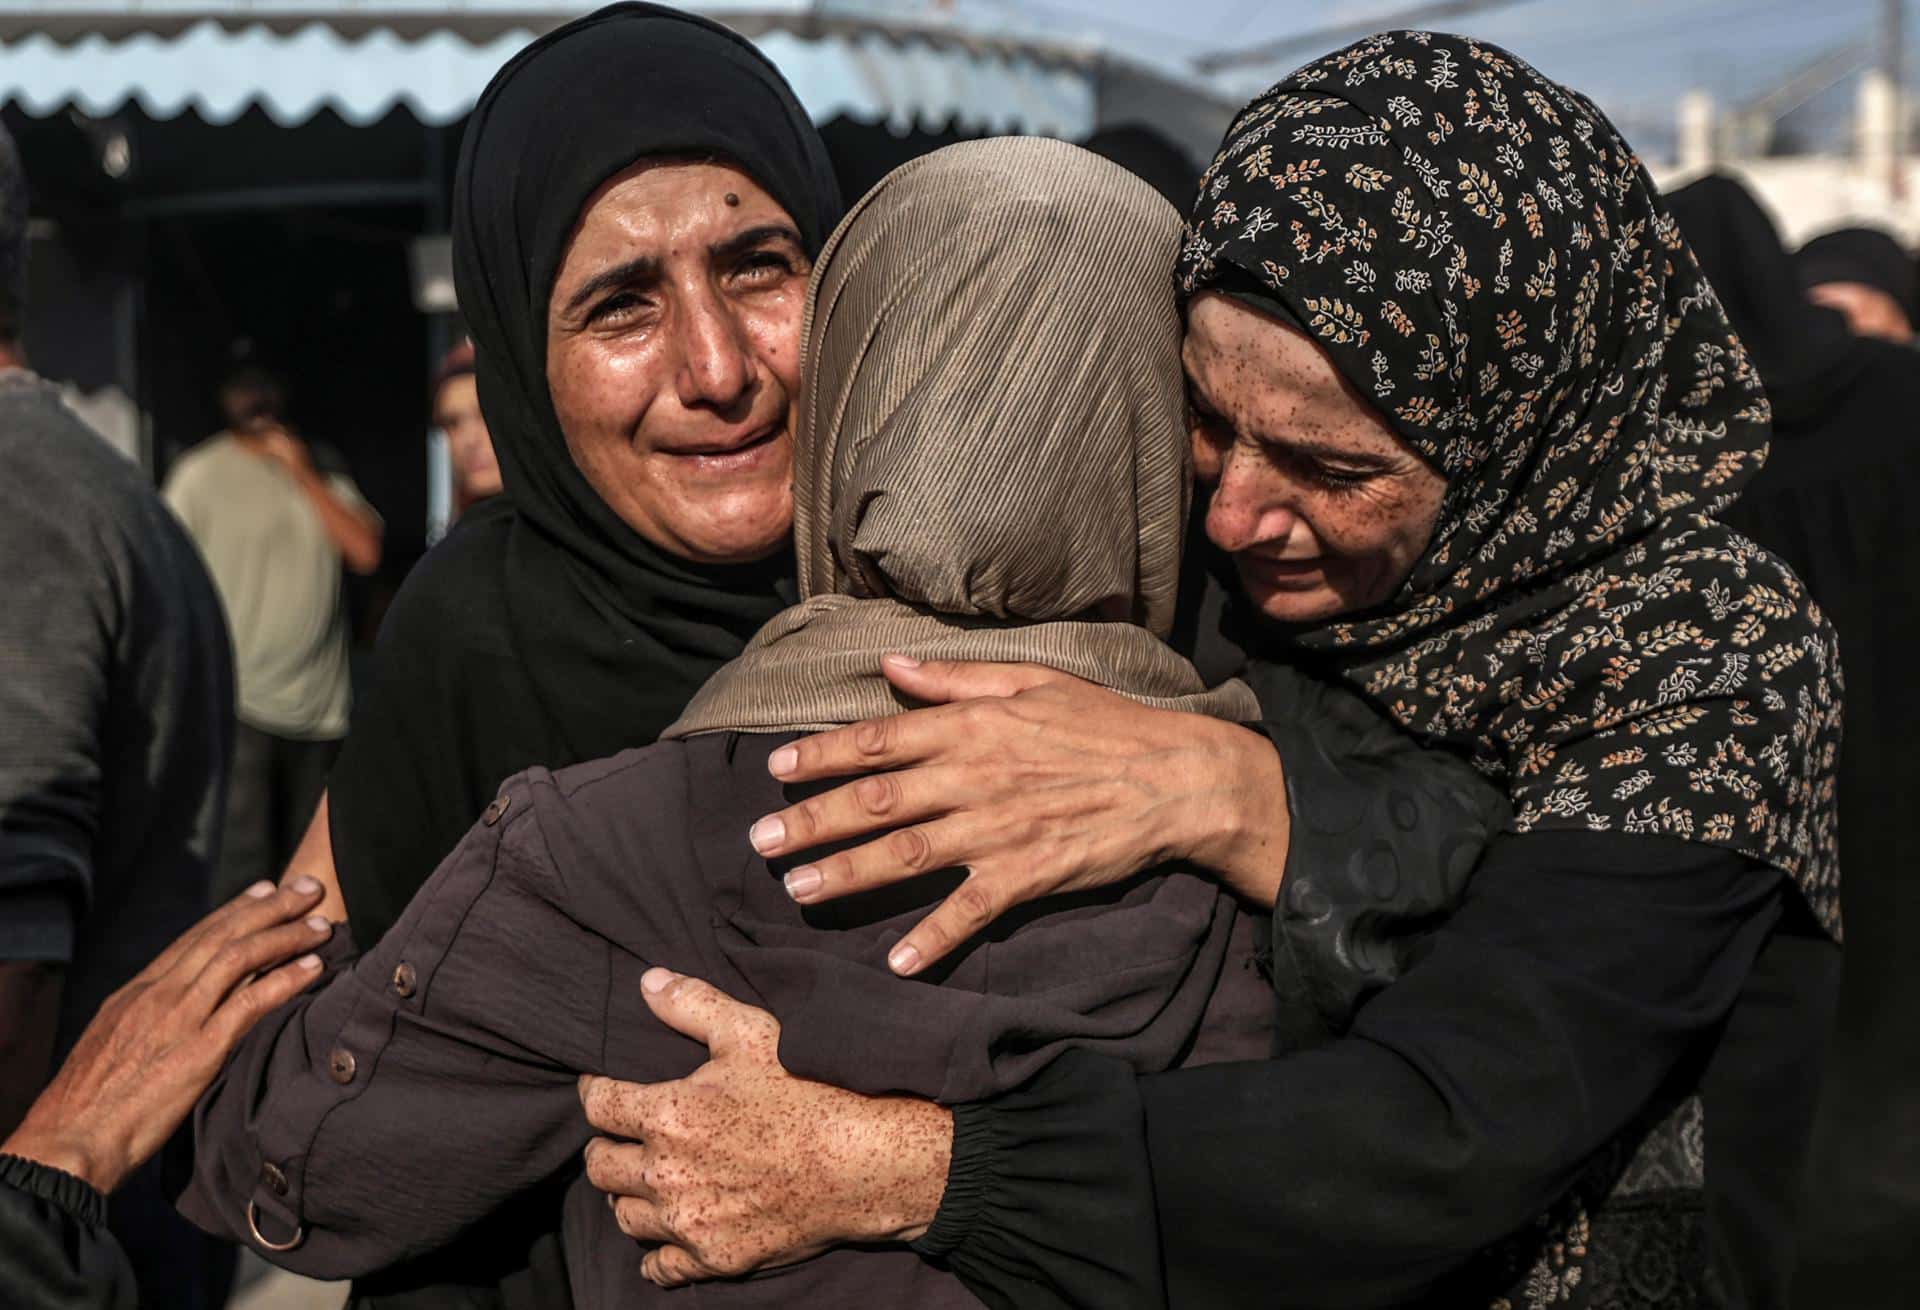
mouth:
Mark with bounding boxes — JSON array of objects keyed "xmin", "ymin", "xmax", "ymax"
[
  {"xmin": 664, "ymin": 422, "xmax": 786, "ymax": 476},
  {"xmin": 669, "ymin": 422, "xmax": 780, "ymax": 457},
  {"xmin": 1239, "ymin": 554, "xmax": 1327, "ymax": 589}
]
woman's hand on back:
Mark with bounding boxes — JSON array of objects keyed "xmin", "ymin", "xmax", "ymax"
[
  {"xmin": 749, "ymin": 656, "xmax": 1291, "ymax": 975},
  {"xmin": 2, "ymin": 879, "xmax": 333, "ymax": 1194},
  {"xmin": 580, "ymin": 969, "xmax": 951, "ymax": 1287}
]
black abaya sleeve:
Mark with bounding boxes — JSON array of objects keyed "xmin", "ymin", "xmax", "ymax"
[
  {"xmin": 918, "ymin": 831, "xmax": 1790, "ymax": 1309},
  {"xmin": 0, "ymin": 1154, "xmax": 136, "ymax": 1310}
]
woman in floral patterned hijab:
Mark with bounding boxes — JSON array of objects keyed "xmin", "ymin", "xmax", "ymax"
[
  {"xmin": 1177, "ymin": 30, "xmax": 1841, "ymax": 930},
  {"xmin": 569, "ymin": 31, "xmax": 1846, "ymax": 1310}
]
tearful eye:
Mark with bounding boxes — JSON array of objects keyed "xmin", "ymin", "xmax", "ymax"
[
  {"xmin": 588, "ymin": 292, "xmax": 647, "ymax": 327},
  {"xmin": 736, "ymin": 251, "xmax": 796, "ymax": 283}
]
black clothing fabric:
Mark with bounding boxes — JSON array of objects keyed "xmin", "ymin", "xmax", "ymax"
[
  {"xmin": 1080, "ymin": 125, "xmax": 1199, "ymax": 209},
  {"xmin": 1697, "ymin": 901, "xmax": 1839, "ymax": 1309},
  {"xmin": 329, "ymin": 0, "xmax": 842, "ymax": 950},
  {"xmin": 1667, "ymin": 174, "xmax": 1920, "ymax": 1308},
  {"xmin": 0, "ymin": 376, "xmax": 235, "ymax": 1310},
  {"xmin": 212, "ymin": 724, "xmax": 337, "ymax": 902},
  {"xmin": 0, "ymin": 374, "xmax": 231, "ymax": 1042},
  {"xmin": 1663, "ymin": 175, "xmax": 1868, "ymax": 426},
  {"xmin": 1795, "ymin": 226, "xmax": 1918, "ymax": 320},
  {"xmin": 0, "ymin": 1154, "xmax": 136, "ymax": 1310},
  {"xmin": 1174, "ymin": 32, "xmax": 1842, "ymax": 929},
  {"xmin": 929, "ymin": 831, "xmax": 1807, "ymax": 1308}
]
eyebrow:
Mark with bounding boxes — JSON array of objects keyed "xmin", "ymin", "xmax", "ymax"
[{"xmin": 559, "ymin": 223, "xmax": 805, "ymax": 318}]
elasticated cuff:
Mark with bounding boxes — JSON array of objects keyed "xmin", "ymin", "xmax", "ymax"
[
  {"xmin": 911, "ymin": 1100, "xmax": 1001, "ymax": 1260},
  {"xmin": 0, "ymin": 1152, "xmax": 108, "ymax": 1226}
]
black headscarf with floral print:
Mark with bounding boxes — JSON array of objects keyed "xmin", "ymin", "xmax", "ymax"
[{"xmin": 1177, "ymin": 31, "xmax": 1841, "ymax": 934}]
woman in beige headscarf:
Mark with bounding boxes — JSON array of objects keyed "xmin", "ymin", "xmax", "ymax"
[{"xmin": 178, "ymin": 137, "xmax": 1403, "ymax": 1308}]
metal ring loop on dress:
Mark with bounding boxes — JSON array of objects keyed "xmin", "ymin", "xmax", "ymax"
[{"xmin": 247, "ymin": 1197, "xmax": 306, "ymax": 1252}]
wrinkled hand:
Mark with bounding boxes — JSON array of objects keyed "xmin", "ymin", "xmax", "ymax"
[
  {"xmin": 2, "ymin": 879, "xmax": 332, "ymax": 1194},
  {"xmin": 580, "ymin": 969, "xmax": 951, "ymax": 1288},
  {"xmin": 749, "ymin": 657, "xmax": 1290, "ymax": 975}
]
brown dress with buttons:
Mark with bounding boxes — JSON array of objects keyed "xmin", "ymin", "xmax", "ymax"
[{"xmin": 178, "ymin": 731, "xmax": 1274, "ymax": 1309}]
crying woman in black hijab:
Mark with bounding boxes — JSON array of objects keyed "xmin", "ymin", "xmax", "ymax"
[{"xmin": 326, "ymin": 2, "xmax": 843, "ymax": 957}]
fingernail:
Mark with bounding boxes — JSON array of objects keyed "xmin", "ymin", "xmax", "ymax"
[
  {"xmin": 888, "ymin": 942, "xmax": 921, "ymax": 975},
  {"xmin": 767, "ymin": 745, "xmax": 798, "ymax": 777},
  {"xmin": 297, "ymin": 954, "xmax": 322, "ymax": 971},
  {"xmin": 641, "ymin": 967, "xmax": 676, "ymax": 994},
  {"xmin": 305, "ymin": 916, "xmax": 331, "ymax": 933},
  {"xmin": 883, "ymin": 653, "xmax": 921, "ymax": 670},
  {"xmin": 245, "ymin": 881, "xmax": 275, "ymax": 898},
  {"xmin": 290, "ymin": 876, "xmax": 321, "ymax": 895},
  {"xmin": 748, "ymin": 816, "xmax": 785, "ymax": 854},
  {"xmin": 784, "ymin": 865, "xmax": 822, "ymax": 900}
]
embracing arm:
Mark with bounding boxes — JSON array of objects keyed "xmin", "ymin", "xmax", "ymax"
[
  {"xmin": 929, "ymin": 831, "xmax": 1784, "ymax": 1307},
  {"xmin": 179, "ymin": 780, "xmax": 598, "ymax": 1279}
]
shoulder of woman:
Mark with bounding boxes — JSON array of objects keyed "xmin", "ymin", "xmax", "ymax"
[
  {"xmin": 1544, "ymin": 517, "xmax": 1838, "ymax": 672},
  {"xmin": 376, "ymin": 504, "xmax": 518, "ymax": 657}
]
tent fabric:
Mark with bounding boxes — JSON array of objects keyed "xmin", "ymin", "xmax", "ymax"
[{"xmin": 0, "ymin": 15, "xmax": 1097, "ymax": 135}]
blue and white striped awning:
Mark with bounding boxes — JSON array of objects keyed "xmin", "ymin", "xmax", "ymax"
[{"xmin": 0, "ymin": 6, "xmax": 1100, "ymax": 138}]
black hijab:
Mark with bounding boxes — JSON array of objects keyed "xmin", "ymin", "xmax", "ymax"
[
  {"xmin": 331, "ymin": 3, "xmax": 842, "ymax": 952},
  {"xmin": 457, "ymin": 1, "xmax": 842, "ymax": 755},
  {"xmin": 1795, "ymin": 224, "xmax": 1919, "ymax": 323},
  {"xmin": 1664, "ymin": 175, "xmax": 1867, "ymax": 425},
  {"xmin": 1177, "ymin": 33, "xmax": 1841, "ymax": 934}
]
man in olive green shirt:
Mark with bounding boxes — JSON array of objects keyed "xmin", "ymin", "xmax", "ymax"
[{"xmin": 164, "ymin": 367, "xmax": 382, "ymax": 900}]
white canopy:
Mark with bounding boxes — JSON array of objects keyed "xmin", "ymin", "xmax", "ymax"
[{"xmin": 0, "ymin": 3, "xmax": 1234, "ymax": 155}]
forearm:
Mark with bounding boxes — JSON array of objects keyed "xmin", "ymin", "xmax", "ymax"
[
  {"xmin": 282, "ymin": 791, "xmax": 345, "ymax": 923},
  {"xmin": 931, "ymin": 835, "xmax": 1785, "ymax": 1308},
  {"xmin": 1176, "ymin": 717, "xmax": 1291, "ymax": 907},
  {"xmin": 290, "ymin": 468, "xmax": 382, "ymax": 574}
]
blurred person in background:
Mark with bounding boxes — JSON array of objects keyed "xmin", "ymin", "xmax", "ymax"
[
  {"xmin": 0, "ymin": 121, "xmax": 241, "ymax": 1309},
  {"xmin": 1670, "ymin": 173, "xmax": 1920, "ymax": 1310},
  {"xmin": 163, "ymin": 362, "xmax": 382, "ymax": 904},
  {"xmin": 1795, "ymin": 225, "xmax": 1917, "ymax": 345},
  {"xmin": 2, "ymin": 879, "xmax": 333, "ymax": 1310},
  {"xmin": 433, "ymin": 338, "xmax": 502, "ymax": 519}
]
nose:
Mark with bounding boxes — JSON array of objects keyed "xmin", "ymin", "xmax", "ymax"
[
  {"xmin": 673, "ymin": 284, "xmax": 755, "ymax": 413},
  {"xmin": 1205, "ymin": 447, "xmax": 1299, "ymax": 555}
]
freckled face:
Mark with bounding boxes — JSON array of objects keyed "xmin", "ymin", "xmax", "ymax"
[
  {"xmin": 546, "ymin": 161, "xmax": 808, "ymax": 564},
  {"xmin": 1184, "ymin": 291, "xmax": 1447, "ymax": 624}
]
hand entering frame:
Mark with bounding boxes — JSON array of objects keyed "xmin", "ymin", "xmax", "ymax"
[{"xmin": 2, "ymin": 879, "xmax": 333, "ymax": 1194}]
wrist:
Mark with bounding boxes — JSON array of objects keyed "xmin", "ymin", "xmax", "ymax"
[
  {"xmin": 1192, "ymin": 720, "xmax": 1291, "ymax": 906},
  {"xmin": 2, "ymin": 1119, "xmax": 120, "ymax": 1196},
  {"xmin": 847, "ymin": 1097, "xmax": 952, "ymax": 1244}
]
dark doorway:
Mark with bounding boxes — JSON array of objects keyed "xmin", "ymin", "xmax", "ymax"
[{"xmin": 142, "ymin": 203, "xmax": 431, "ymax": 635}]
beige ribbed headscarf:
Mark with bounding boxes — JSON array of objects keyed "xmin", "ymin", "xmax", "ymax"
[{"xmin": 664, "ymin": 138, "xmax": 1257, "ymax": 738}]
